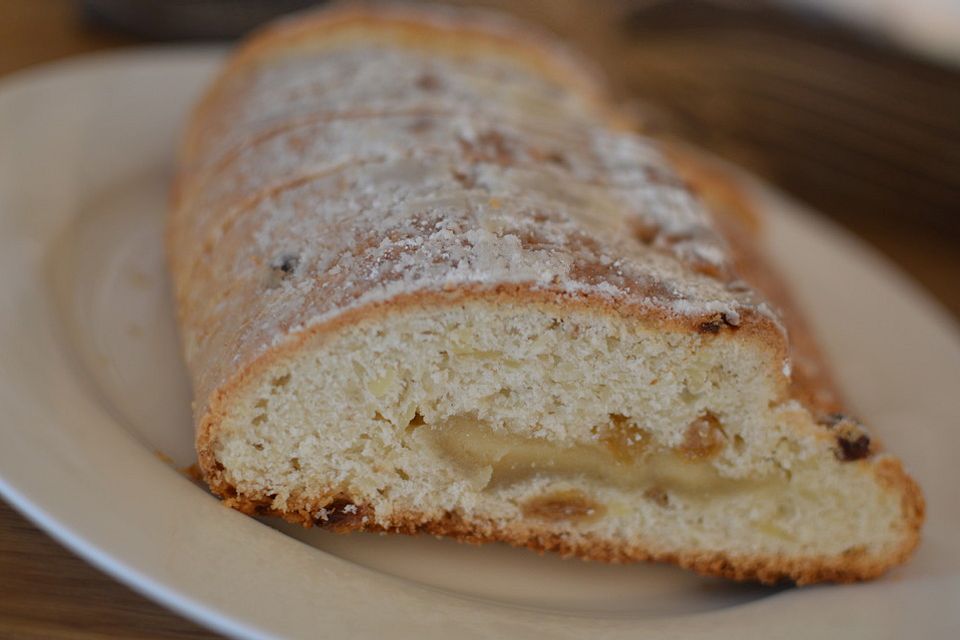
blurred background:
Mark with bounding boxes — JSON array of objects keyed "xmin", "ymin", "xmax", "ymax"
[{"xmin": 0, "ymin": 0, "xmax": 957, "ymax": 638}]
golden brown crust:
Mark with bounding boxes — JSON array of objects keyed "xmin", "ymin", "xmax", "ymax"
[
  {"xmin": 206, "ymin": 455, "xmax": 924, "ymax": 586},
  {"xmin": 662, "ymin": 142, "xmax": 846, "ymax": 415},
  {"xmin": 172, "ymin": 4, "xmax": 925, "ymax": 584}
]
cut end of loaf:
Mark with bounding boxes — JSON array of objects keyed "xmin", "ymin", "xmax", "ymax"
[{"xmin": 198, "ymin": 296, "xmax": 923, "ymax": 584}]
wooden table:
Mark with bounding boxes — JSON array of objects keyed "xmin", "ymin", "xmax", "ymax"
[{"xmin": 1, "ymin": 1, "xmax": 958, "ymax": 637}]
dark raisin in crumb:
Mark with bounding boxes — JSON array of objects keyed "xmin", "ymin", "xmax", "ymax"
[
  {"xmin": 837, "ymin": 434, "xmax": 871, "ymax": 461},
  {"xmin": 698, "ymin": 319, "xmax": 722, "ymax": 334},
  {"xmin": 319, "ymin": 499, "xmax": 362, "ymax": 528},
  {"xmin": 266, "ymin": 254, "xmax": 300, "ymax": 288},
  {"xmin": 822, "ymin": 414, "xmax": 873, "ymax": 461},
  {"xmin": 274, "ymin": 254, "xmax": 299, "ymax": 274}
]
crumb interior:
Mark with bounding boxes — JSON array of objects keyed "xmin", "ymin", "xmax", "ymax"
[{"xmin": 212, "ymin": 302, "xmax": 904, "ymax": 559}]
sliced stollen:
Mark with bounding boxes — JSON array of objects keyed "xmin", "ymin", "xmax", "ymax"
[{"xmin": 167, "ymin": 4, "xmax": 924, "ymax": 584}]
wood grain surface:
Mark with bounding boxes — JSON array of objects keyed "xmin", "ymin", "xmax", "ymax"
[{"xmin": 1, "ymin": 0, "xmax": 957, "ymax": 638}]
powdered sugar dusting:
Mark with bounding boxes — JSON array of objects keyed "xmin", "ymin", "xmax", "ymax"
[
  {"xmin": 185, "ymin": 45, "xmax": 597, "ymax": 170},
  {"xmin": 172, "ymin": 13, "xmax": 785, "ymax": 410}
]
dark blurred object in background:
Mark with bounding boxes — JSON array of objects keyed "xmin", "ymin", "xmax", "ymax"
[
  {"xmin": 81, "ymin": 0, "xmax": 323, "ymax": 40},
  {"xmin": 613, "ymin": 0, "xmax": 960, "ymax": 237}
]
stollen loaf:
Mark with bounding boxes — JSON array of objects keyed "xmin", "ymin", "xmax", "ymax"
[{"xmin": 168, "ymin": 4, "xmax": 923, "ymax": 584}]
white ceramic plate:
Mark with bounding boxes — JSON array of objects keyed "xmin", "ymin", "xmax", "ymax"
[{"xmin": 0, "ymin": 49, "xmax": 957, "ymax": 639}]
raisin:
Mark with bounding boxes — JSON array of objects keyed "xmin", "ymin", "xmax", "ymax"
[
  {"xmin": 698, "ymin": 319, "xmax": 723, "ymax": 334},
  {"xmin": 522, "ymin": 490, "xmax": 605, "ymax": 522},
  {"xmin": 678, "ymin": 412, "xmax": 726, "ymax": 460},
  {"xmin": 820, "ymin": 414, "xmax": 873, "ymax": 461},
  {"xmin": 274, "ymin": 254, "xmax": 299, "ymax": 274},
  {"xmin": 837, "ymin": 434, "xmax": 871, "ymax": 461},
  {"xmin": 697, "ymin": 312, "xmax": 739, "ymax": 333},
  {"xmin": 596, "ymin": 414, "xmax": 651, "ymax": 464},
  {"xmin": 266, "ymin": 253, "xmax": 300, "ymax": 288},
  {"xmin": 318, "ymin": 499, "xmax": 364, "ymax": 530}
]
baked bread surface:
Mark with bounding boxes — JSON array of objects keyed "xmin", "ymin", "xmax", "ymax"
[{"xmin": 168, "ymin": 4, "xmax": 923, "ymax": 584}]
